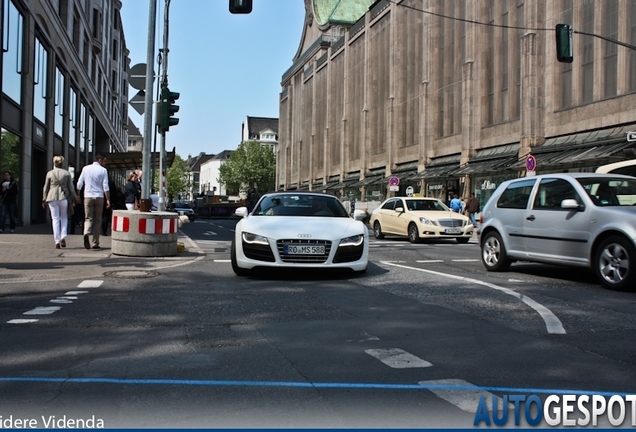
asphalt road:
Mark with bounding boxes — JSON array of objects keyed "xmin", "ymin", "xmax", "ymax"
[{"xmin": 0, "ymin": 218, "xmax": 634, "ymax": 428}]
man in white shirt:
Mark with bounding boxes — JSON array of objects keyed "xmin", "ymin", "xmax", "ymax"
[{"xmin": 76, "ymin": 154, "xmax": 110, "ymax": 250}]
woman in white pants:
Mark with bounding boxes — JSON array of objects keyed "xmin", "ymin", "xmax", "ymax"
[{"xmin": 42, "ymin": 155, "xmax": 80, "ymax": 249}]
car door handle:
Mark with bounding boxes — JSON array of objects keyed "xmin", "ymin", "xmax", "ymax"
[{"xmin": 526, "ymin": 215, "xmax": 536, "ymax": 221}]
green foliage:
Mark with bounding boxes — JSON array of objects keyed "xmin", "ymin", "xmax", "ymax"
[
  {"xmin": 218, "ymin": 141, "xmax": 276, "ymax": 194},
  {"xmin": 166, "ymin": 154, "xmax": 191, "ymax": 201},
  {"xmin": 1, "ymin": 131, "xmax": 21, "ymax": 182}
]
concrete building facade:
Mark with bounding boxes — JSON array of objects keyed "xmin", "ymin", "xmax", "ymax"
[
  {"xmin": 278, "ymin": 0, "xmax": 636, "ymax": 208},
  {"xmin": 1, "ymin": 0, "xmax": 129, "ymax": 225}
]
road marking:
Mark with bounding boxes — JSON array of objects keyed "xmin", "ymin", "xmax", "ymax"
[
  {"xmin": 203, "ymin": 231, "xmax": 218, "ymax": 236},
  {"xmin": 416, "ymin": 260, "xmax": 444, "ymax": 263},
  {"xmin": 7, "ymin": 319, "xmax": 39, "ymax": 324},
  {"xmin": 66, "ymin": 291, "xmax": 89, "ymax": 295},
  {"xmin": 23, "ymin": 306, "xmax": 61, "ymax": 315},
  {"xmin": 419, "ymin": 379, "xmax": 512, "ymax": 413},
  {"xmin": 452, "ymin": 259, "xmax": 480, "ymax": 262},
  {"xmin": 365, "ymin": 348, "xmax": 433, "ymax": 368},
  {"xmin": 78, "ymin": 280, "xmax": 103, "ymax": 288},
  {"xmin": 214, "ymin": 259, "xmax": 231, "ymax": 263},
  {"xmin": 380, "ymin": 261, "xmax": 566, "ymax": 335},
  {"xmin": 50, "ymin": 299, "xmax": 73, "ymax": 304}
]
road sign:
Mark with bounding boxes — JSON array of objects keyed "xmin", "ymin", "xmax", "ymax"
[
  {"xmin": 129, "ymin": 63, "xmax": 150, "ymax": 90},
  {"xmin": 405, "ymin": 186, "xmax": 414, "ymax": 197},
  {"xmin": 627, "ymin": 131, "xmax": 636, "ymax": 142},
  {"xmin": 129, "ymin": 90, "xmax": 146, "ymax": 115},
  {"xmin": 389, "ymin": 176, "xmax": 400, "ymax": 186},
  {"xmin": 526, "ymin": 154, "xmax": 537, "ymax": 172}
]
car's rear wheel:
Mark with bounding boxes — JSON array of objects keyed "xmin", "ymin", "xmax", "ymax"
[
  {"xmin": 373, "ymin": 221, "xmax": 384, "ymax": 239},
  {"xmin": 231, "ymin": 240, "xmax": 250, "ymax": 277},
  {"xmin": 481, "ymin": 231, "xmax": 511, "ymax": 271},
  {"xmin": 408, "ymin": 223, "xmax": 420, "ymax": 243},
  {"xmin": 594, "ymin": 235, "xmax": 636, "ymax": 291}
]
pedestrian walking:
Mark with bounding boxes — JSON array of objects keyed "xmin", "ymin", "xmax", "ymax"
[
  {"xmin": 42, "ymin": 155, "xmax": 80, "ymax": 249},
  {"xmin": 465, "ymin": 192, "xmax": 480, "ymax": 227},
  {"xmin": 124, "ymin": 172, "xmax": 140, "ymax": 211},
  {"xmin": 0, "ymin": 171, "xmax": 18, "ymax": 233},
  {"xmin": 76, "ymin": 154, "xmax": 110, "ymax": 250}
]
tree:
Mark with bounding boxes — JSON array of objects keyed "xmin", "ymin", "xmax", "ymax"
[
  {"xmin": 166, "ymin": 154, "xmax": 191, "ymax": 202},
  {"xmin": 218, "ymin": 141, "xmax": 276, "ymax": 194},
  {"xmin": 1, "ymin": 131, "xmax": 21, "ymax": 181}
]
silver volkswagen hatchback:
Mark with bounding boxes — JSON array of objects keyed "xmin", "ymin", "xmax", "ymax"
[{"xmin": 478, "ymin": 173, "xmax": 636, "ymax": 291}]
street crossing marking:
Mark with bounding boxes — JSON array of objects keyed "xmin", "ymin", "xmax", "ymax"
[
  {"xmin": 78, "ymin": 280, "xmax": 103, "ymax": 288},
  {"xmin": 419, "ymin": 379, "xmax": 513, "ymax": 413},
  {"xmin": 23, "ymin": 306, "xmax": 61, "ymax": 315},
  {"xmin": 365, "ymin": 348, "xmax": 433, "ymax": 368}
]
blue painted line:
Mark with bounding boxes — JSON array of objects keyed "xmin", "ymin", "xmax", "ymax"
[{"xmin": 0, "ymin": 377, "xmax": 630, "ymax": 397}]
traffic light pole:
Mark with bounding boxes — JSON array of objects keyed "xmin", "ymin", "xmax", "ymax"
[
  {"xmin": 158, "ymin": 0, "xmax": 172, "ymax": 212},
  {"xmin": 142, "ymin": 0, "xmax": 158, "ymax": 204}
]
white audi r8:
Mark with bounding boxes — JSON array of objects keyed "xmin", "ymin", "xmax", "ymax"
[{"xmin": 231, "ymin": 191, "xmax": 369, "ymax": 276}]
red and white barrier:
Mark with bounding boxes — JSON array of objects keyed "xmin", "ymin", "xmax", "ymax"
[
  {"xmin": 112, "ymin": 215, "xmax": 177, "ymax": 234},
  {"xmin": 112, "ymin": 215, "xmax": 130, "ymax": 232},
  {"xmin": 138, "ymin": 218, "xmax": 177, "ymax": 234}
]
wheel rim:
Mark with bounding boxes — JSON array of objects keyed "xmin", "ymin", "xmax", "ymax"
[
  {"xmin": 599, "ymin": 243, "xmax": 629, "ymax": 285},
  {"xmin": 409, "ymin": 225, "xmax": 418, "ymax": 242},
  {"xmin": 374, "ymin": 222, "xmax": 381, "ymax": 237},
  {"xmin": 482, "ymin": 235, "xmax": 501, "ymax": 267}
]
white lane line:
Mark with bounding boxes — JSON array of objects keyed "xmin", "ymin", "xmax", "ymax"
[
  {"xmin": 50, "ymin": 299, "xmax": 73, "ymax": 304},
  {"xmin": 419, "ymin": 379, "xmax": 512, "ymax": 413},
  {"xmin": 23, "ymin": 306, "xmax": 61, "ymax": 315},
  {"xmin": 203, "ymin": 231, "xmax": 218, "ymax": 236},
  {"xmin": 381, "ymin": 261, "xmax": 565, "ymax": 334},
  {"xmin": 365, "ymin": 348, "xmax": 433, "ymax": 368},
  {"xmin": 7, "ymin": 319, "xmax": 39, "ymax": 324},
  {"xmin": 452, "ymin": 259, "xmax": 480, "ymax": 262},
  {"xmin": 65, "ymin": 291, "xmax": 89, "ymax": 295},
  {"xmin": 416, "ymin": 260, "xmax": 444, "ymax": 263},
  {"xmin": 77, "ymin": 280, "xmax": 103, "ymax": 288},
  {"xmin": 214, "ymin": 259, "xmax": 231, "ymax": 263}
]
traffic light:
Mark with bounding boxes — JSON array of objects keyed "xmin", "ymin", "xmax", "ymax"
[
  {"xmin": 229, "ymin": 0, "xmax": 252, "ymax": 14},
  {"xmin": 159, "ymin": 87, "xmax": 179, "ymax": 133},
  {"xmin": 556, "ymin": 24, "xmax": 573, "ymax": 63}
]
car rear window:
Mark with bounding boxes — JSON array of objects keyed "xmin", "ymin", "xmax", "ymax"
[{"xmin": 497, "ymin": 179, "xmax": 536, "ymax": 209}]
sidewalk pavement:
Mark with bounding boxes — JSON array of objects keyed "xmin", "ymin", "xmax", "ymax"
[{"xmin": 0, "ymin": 223, "xmax": 203, "ymax": 285}]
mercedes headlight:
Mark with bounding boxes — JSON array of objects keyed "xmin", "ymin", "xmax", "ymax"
[{"xmin": 419, "ymin": 217, "xmax": 439, "ymax": 226}]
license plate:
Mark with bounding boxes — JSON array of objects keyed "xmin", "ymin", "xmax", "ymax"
[
  {"xmin": 444, "ymin": 228, "xmax": 461, "ymax": 234},
  {"xmin": 284, "ymin": 245, "xmax": 325, "ymax": 255}
]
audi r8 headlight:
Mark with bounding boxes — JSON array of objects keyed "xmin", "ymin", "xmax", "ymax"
[
  {"xmin": 419, "ymin": 217, "xmax": 439, "ymax": 226},
  {"xmin": 242, "ymin": 232, "xmax": 269, "ymax": 245},
  {"xmin": 339, "ymin": 234, "xmax": 364, "ymax": 247}
]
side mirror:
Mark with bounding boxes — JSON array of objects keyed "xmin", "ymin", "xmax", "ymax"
[
  {"xmin": 353, "ymin": 209, "xmax": 367, "ymax": 221},
  {"xmin": 395, "ymin": 207, "xmax": 404, "ymax": 213},
  {"xmin": 561, "ymin": 199, "xmax": 583, "ymax": 211},
  {"xmin": 235, "ymin": 207, "xmax": 248, "ymax": 218}
]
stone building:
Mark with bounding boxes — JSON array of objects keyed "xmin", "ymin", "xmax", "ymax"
[
  {"xmin": 1, "ymin": 0, "xmax": 129, "ymax": 225},
  {"xmin": 278, "ymin": 0, "xmax": 636, "ymax": 208}
]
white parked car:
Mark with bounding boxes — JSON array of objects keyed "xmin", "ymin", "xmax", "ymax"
[
  {"xmin": 479, "ymin": 173, "xmax": 636, "ymax": 291},
  {"xmin": 231, "ymin": 192, "xmax": 369, "ymax": 276},
  {"xmin": 369, "ymin": 197, "xmax": 474, "ymax": 243}
]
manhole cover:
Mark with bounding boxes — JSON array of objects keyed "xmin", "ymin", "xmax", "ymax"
[{"xmin": 103, "ymin": 270, "xmax": 160, "ymax": 279}]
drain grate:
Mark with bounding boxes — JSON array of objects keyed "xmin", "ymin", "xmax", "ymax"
[{"xmin": 103, "ymin": 270, "xmax": 160, "ymax": 279}]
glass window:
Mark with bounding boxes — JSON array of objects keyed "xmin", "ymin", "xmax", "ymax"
[
  {"xmin": 54, "ymin": 67, "xmax": 65, "ymax": 136},
  {"xmin": 33, "ymin": 38, "xmax": 48, "ymax": 122},
  {"xmin": 381, "ymin": 198, "xmax": 397, "ymax": 210},
  {"xmin": 497, "ymin": 179, "xmax": 536, "ymax": 209},
  {"xmin": 533, "ymin": 178, "xmax": 581, "ymax": 210},
  {"xmin": 69, "ymin": 87, "xmax": 77, "ymax": 150},
  {"xmin": 2, "ymin": 0, "xmax": 24, "ymax": 103},
  {"xmin": 1, "ymin": 128, "xmax": 21, "ymax": 185}
]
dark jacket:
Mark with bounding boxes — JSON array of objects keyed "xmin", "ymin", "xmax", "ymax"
[
  {"xmin": 466, "ymin": 196, "xmax": 480, "ymax": 213},
  {"xmin": 1, "ymin": 180, "xmax": 18, "ymax": 205},
  {"xmin": 124, "ymin": 180, "xmax": 140, "ymax": 204}
]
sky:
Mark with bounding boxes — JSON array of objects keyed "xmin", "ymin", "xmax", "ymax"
[{"xmin": 120, "ymin": 0, "xmax": 306, "ymax": 159}]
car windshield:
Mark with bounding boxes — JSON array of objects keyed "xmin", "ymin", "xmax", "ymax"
[
  {"xmin": 172, "ymin": 202, "xmax": 190, "ymax": 208},
  {"xmin": 577, "ymin": 177, "xmax": 636, "ymax": 206},
  {"xmin": 253, "ymin": 194, "xmax": 349, "ymax": 217},
  {"xmin": 405, "ymin": 199, "xmax": 450, "ymax": 211}
]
